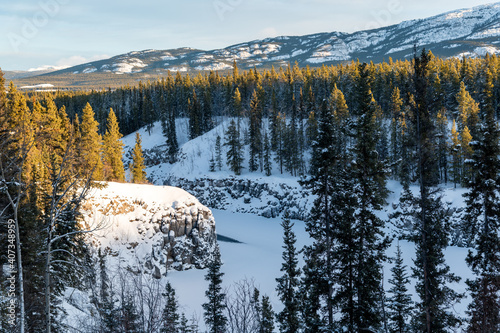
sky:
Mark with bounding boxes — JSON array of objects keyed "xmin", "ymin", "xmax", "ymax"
[{"xmin": 0, "ymin": 0, "xmax": 495, "ymax": 71}]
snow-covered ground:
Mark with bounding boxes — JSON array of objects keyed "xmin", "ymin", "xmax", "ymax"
[{"xmin": 82, "ymin": 120, "xmax": 476, "ymax": 331}]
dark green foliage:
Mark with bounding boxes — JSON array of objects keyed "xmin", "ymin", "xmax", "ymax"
[
  {"xmin": 260, "ymin": 295, "xmax": 274, "ymax": 333},
  {"xmin": 203, "ymin": 247, "xmax": 227, "ymax": 333},
  {"xmin": 224, "ymin": 119, "xmax": 243, "ymax": 175},
  {"xmin": 463, "ymin": 69, "xmax": 500, "ymax": 333},
  {"xmin": 120, "ymin": 295, "xmax": 141, "ymax": 332},
  {"xmin": 215, "ymin": 135, "xmax": 223, "ymax": 171},
  {"xmin": 350, "ymin": 63, "xmax": 390, "ymax": 331},
  {"xmin": 276, "ymin": 212, "xmax": 301, "ymax": 333},
  {"xmin": 263, "ymin": 131, "xmax": 272, "ymax": 176},
  {"xmin": 161, "ymin": 282, "xmax": 180, "ymax": 333},
  {"xmin": 248, "ymin": 90, "xmax": 262, "ymax": 172},
  {"xmin": 387, "ymin": 244, "xmax": 413, "ymax": 333},
  {"xmin": 398, "ymin": 49, "xmax": 463, "ymax": 333}
]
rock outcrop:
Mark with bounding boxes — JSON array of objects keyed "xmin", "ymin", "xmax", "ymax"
[
  {"xmin": 169, "ymin": 177, "xmax": 315, "ymax": 221},
  {"xmin": 80, "ymin": 182, "xmax": 217, "ymax": 275}
]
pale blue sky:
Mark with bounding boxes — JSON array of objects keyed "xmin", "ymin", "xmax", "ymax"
[{"xmin": 0, "ymin": 0, "xmax": 494, "ymax": 70}]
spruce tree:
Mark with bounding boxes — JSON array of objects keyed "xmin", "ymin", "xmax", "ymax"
[
  {"xmin": 160, "ymin": 93, "xmax": 178, "ymax": 164},
  {"xmin": 351, "ymin": 63, "xmax": 390, "ymax": 331},
  {"xmin": 120, "ymin": 295, "xmax": 140, "ymax": 332},
  {"xmin": 300, "ymin": 98, "xmax": 356, "ymax": 330},
  {"xmin": 276, "ymin": 211, "xmax": 301, "ymax": 333},
  {"xmin": 224, "ymin": 119, "xmax": 243, "ymax": 175},
  {"xmin": 215, "ymin": 135, "xmax": 222, "ymax": 171},
  {"xmin": 248, "ymin": 90, "xmax": 262, "ymax": 172},
  {"xmin": 407, "ymin": 49, "xmax": 462, "ymax": 333},
  {"xmin": 387, "ymin": 244, "xmax": 413, "ymax": 333},
  {"xmin": 131, "ymin": 132, "xmax": 147, "ymax": 183},
  {"xmin": 263, "ymin": 131, "xmax": 272, "ymax": 176},
  {"xmin": 203, "ymin": 247, "xmax": 227, "ymax": 333},
  {"xmin": 260, "ymin": 295, "xmax": 274, "ymax": 333},
  {"xmin": 463, "ymin": 68, "xmax": 500, "ymax": 333},
  {"xmin": 161, "ymin": 282, "xmax": 180, "ymax": 333},
  {"xmin": 80, "ymin": 102, "xmax": 103, "ymax": 180},
  {"xmin": 103, "ymin": 108, "xmax": 125, "ymax": 182}
]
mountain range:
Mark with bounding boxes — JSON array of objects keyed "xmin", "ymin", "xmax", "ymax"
[{"xmin": 12, "ymin": 2, "xmax": 500, "ymax": 81}]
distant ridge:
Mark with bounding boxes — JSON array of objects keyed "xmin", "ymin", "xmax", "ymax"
[{"xmin": 28, "ymin": 2, "xmax": 500, "ymax": 77}]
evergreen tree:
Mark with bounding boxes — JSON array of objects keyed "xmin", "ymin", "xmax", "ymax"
[
  {"xmin": 120, "ymin": 295, "xmax": 141, "ymax": 332},
  {"xmin": 248, "ymin": 90, "xmax": 262, "ymax": 172},
  {"xmin": 209, "ymin": 154, "xmax": 216, "ymax": 172},
  {"xmin": 160, "ymin": 93, "xmax": 178, "ymax": 164},
  {"xmin": 300, "ymin": 245, "xmax": 324, "ymax": 333},
  {"xmin": 260, "ymin": 295, "xmax": 274, "ymax": 333},
  {"xmin": 224, "ymin": 119, "xmax": 243, "ymax": 175},
  {"xmin": 263, "ymin": 131, "xmax": 272, "ymax": 176},
  {"xmin": 387, "ymin": 244, "xmax": 413, "ymax": 333},
  {"xmin": 203, "ymin": 247, "xmax": 227, "ymax": 333},
  {"xmin": 276, "ymin": 211, "xmax": 301, "ymax": 333},
  {"xmin": 98, "ymin": 249, "xmax": 120, "ymax": 332},
  {"xmin": 407, "ymin": 49, "xmax": 462, "ymax": 333},
  {"xmin": 215, "ymin": 135, "xmax": 223, "ymax": 171},
  {"xmin": 188, "ymin": 89, "xmax": 202, "ymax": 139},
  {"xmin": 463, "ymin": 68, "xmax": 500, "ymax": 333},
  {"xmin": 103, "ymin": 108, "xmax": 125, "ymax": 182},
  {"xmin": 161, "ymin": 282, "xmax": 180, "ymax": 333},
  {"xmin": 350, "ymin": 63, "xmax": 390, "ymax": 331},
  {"xmin": 389, "ymin": 87, "xmax": 404, "ymax": 178},
  {"xmin": 131, "ymin": 132, "xmax": 147, "ymax": 183},
  {"xmin": 80, "ymin": 102, "xmax": 103, "ymax": 180}
]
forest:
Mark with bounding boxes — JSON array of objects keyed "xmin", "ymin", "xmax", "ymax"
[{"xmin": 1, "ymin": 49, "xmax": 500, "ymax": 332}]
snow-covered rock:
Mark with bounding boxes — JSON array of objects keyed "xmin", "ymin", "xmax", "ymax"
[{"xmin": 80, "ymin": 182, "xmax": 217, "ymax": 274}]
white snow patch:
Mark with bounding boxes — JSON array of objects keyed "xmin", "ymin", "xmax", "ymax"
[{"xmin": 19, "ymin": 83, "xmax": 54, "ymax": 89}]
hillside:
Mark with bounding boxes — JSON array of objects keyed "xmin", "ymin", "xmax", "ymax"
[{"xmin": 12, "ymin": 2, "xmax": 500, "ymax": 89}]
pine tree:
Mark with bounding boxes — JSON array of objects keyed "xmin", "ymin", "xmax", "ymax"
[
  {"xmin": 300, "ymin": 98, "xmax": 356, "ymax": 330},
  {"xmin": 387, "ymin": 244, "xmax": 413, "ymax": 333},
  {"xmin": 98, "ymin": 249, "xmax": 120, "ymax": 332},
  {"xmin": 450, "ymin": 119, "xmax": 461, "ymax": 186},
  {"xmin": 215, "ymin": 135, "xmax": 222, "ymax": 171},
  {"xmin": 203, "ymin": 247, "xmax": 227, "ymax": 333},
  {"xmin": 300, "ymin": 245, "xmax": 323, "ymax": 333},
  {"xmin": 345, "ymin": 63, "xmax": 390, "ymax": 332},
  {"xmin": 463, "ymin": 68, "xmax": 500, "ymax": 333},
  {"xmin": 188, "ymin": 89, "xmax": 202, "ymax": 139},
  {"xmin": 161, "ymin": 282, "xmax": 180, "ymax": 333},
  {"xmin": 103, "ymin": 108, "xmax": 125, "ymax": 182},
  {"xmin": 120, "ymin": 295, "xmax": 141, "ymax": 332},
  {"xmin": 80, "ymin": 102, "xmax": 103, "ymax": 180},
  {"xmin": 131, "ymin": 132, "xmax": 147, "ymax": 183},
  {"xmin": 263, "ymin": 131, "xmax": 272, "ymax": 176},
  {"xmin": 456, "ymin": 81, "xmax": 480, "ymax": 139},
  {"xmin": 276, "ymin": 211, "xmax": 301, "ymax": 333},
  {"xmin": 408, "ymin": 49, "xmax": 462, "ymax": 333},
  {"xmin": 389, "ymin": 87, "xmax": 404, "ymax": 178},
  {"xmin": 209, "ymin": 154, "xmax": 216, "ymax": 172},
  {"xmin": 224, "ymin": 119, "xmax": 243, "ymax": 175},
  {"xmin": 160, "ymin": 93, "xmax": 178, "ymax": 164},
  {"xmin": 248, "ymin": 90, "xmax": 262, "ymax": 172},
  {"xmin": 260, "ymin": 295, "xmax": 274, "ymax": 333}
]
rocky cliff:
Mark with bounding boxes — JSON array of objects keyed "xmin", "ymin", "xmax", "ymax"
[{"xmin": 80, "ymin": 182, "xmax": 217, "ymax": 276}]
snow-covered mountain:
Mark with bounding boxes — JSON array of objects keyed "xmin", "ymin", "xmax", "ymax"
[{"xmin": 47, "ymin": 2, "xmax": 500, "ymax": 76}]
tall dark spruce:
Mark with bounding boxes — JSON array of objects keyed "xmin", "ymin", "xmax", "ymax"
[{"xmin": 463, "ymin": 68, "xmax": 500, "ymax": 333}]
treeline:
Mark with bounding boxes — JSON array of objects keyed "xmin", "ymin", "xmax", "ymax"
[
  {"xmin": 32, "ymin": 54, "xmax": 500, "ymax": 185},
  {"xmin": 0, "ymin": 72, "xmax": 148, "ymax": 332}
]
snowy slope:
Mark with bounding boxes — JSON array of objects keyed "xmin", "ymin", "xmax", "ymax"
[
  {"xmin": 60, "ymin": 119, "xmax": 479, "ymax": 331},
  {"xmin": 44, "ymin": 2, "xmax": 500, "ymax": 77}
]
